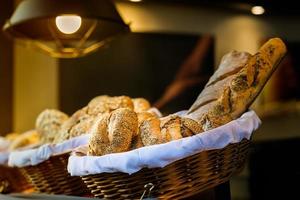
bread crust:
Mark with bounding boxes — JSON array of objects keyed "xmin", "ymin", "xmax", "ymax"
[
  {"xmin": 35, "ymin": 109, "xmax": 69, "ymax": 144},
  {"xmin": 188, "ymin": 38, "xmax": 287, "ymax": 131},
  {"xmin": 132, "ymin": 98, "xmax": 151, "ymax": 113},
  {"xmin": 88, "ymin": 108, "xmax": 138, "ymax": 156}
]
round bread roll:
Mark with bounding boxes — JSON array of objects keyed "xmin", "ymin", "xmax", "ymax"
[
  {"xmin": 5, "ymin": 132, "xmax": 20, "ymax": 142},
  {"xmin": 9, "ymin": 130, "xmax": 40, "ymax": 150},
  {"xmin": 53, "ymin": 107, "xmax": 92, "ymax": 143},
  {"xmin": 35, "ymin": 109, "xmax": 69, "ymax": 144},
  {"xmin": 88, "ymin": 108, "xmax": 138, "ymax": 156},
  {"xmin": 87, "ymin": 95, "xmax": 110, "ymax": 115},
  {"xmin": 140, "ymin": 116, "xmax": 163, "ymax": 146},
  {"xmin": 87, "ymin": 95, "xmax": 134, "ymax": 116},
  {"xmin": 88, "ymin": 95, "xmax": 110, "ymax": 108},
  {"xmin": 139, "ymin": 114, "xmax": 202, "ymax": 145},
  {"xmin": 181, "ymin": 118, "xmax": 203, "ymax": 137},
  {"xmin": 132, "ymin": 98, "xmax": 151, "ymax": 113},
  {"xmin": 88, "ymin": 113, "xmax": 111, "ymax": 156},
  {"xmin": 108, "ymin": 96, "xmax": 134, "ymax": 111},
  {"xmin": 161, "ymin": 116, "xmax": 183, "ymax": 142}
]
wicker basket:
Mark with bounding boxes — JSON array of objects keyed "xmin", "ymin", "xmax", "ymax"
[
  {"xmin": 0, "ymin": 165, "xmax": 31, "ymax": 193},
  {"xmin": 82, "ymin": 139, "xmax": 250, "ymax": 199},
  {"xmin": 20, "ymin": 153, "xmax": 89, "ymax": 195}
]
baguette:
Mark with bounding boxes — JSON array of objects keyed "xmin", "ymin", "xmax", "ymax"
[{"xmin": 187, "ymin": 38, "xmax": 287, "ymax": 131}]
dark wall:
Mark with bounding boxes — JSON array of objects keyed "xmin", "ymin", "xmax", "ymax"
[
  {"xmin": 0, "ymin": 0, "xmax": 13, "ymax": 135},
  {"xmin": 59, "ymin": 33, "xmax": 214, "ymax": 115}
]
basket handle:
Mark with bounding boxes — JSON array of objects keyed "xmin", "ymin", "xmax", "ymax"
[{"xmin": 140, "ymin": 183, "xmax": 155, "ymax": 200}]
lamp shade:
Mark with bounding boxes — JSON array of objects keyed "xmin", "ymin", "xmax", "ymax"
[{"xmin": 3, "ymin": 0, "xmax": 130, "ymax": 58}]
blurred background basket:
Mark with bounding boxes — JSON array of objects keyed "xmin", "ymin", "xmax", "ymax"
[
  {"xmin": 20, "ymin": 153, "xmax": 89, "ymax": 196},
  {"xmin": 82, "ymin": 139, "xmax": 250, "ymax": 199},
  {"xmin": 0, "ymin": 165, "xmax": 31, "ymax": 194}
]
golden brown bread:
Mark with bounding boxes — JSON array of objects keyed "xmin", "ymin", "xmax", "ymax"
[
  {"xmin": 140, "ymin": 115, "xmax": 163, "ymax": 146},
  {"xmin": 139, "ymin": 114, "xmax": 202, "ymax": 145},
  {"xmin": 53, "ymin": 107, "xmax": 92, "ymax": 143},
  {"xmin": 86, "ymin": 38, "xmax": 287, "ymax": 155},
  {"xmin": 187, "ymin": 38, "xmax": 287, "ymax": 131},
  {"xmin": 87, "ymin": 95, "xmax": 134, "ymax": 116},
  {"xmin": 35, "ymin": 109, "xmax": 69, "ymax": 144},
  {"xmin": 132, "ymin": 98, "xmax": 151, "ymax": 113},
  {"xmin": 55, "ymin": 96, "xmax": 137, "ymax": 144},
  {"xmin": 88, "ymin": 108, "xmax": 138, "ymax": 156},
  {"xmin": 187, "ymin": 51, "xmax": 252, "ymax": 120},
  {"xmin": 9, "ymin": 130, "xmax": 40, "ymax": 150}
]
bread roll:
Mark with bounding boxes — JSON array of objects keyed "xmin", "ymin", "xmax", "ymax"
[
  {"xmin": 35, "ymin": 109, "xmax": 69, "ymax": 144},
  {"xmin": 88, "ymin": 113, "xmax": 111, "ymax": 156},
  {"xmin": 9, "ymin": 130, "xmax": 40, "ymax": 150},
  {"xmin": 140, "ymin": 116, "xmax": 162, "ymax": 146},
  {"xmin": 139, "ymin": 114, "xmax": 201, "ymax": 145},
  {"xmin": 53, "ymin": 107, "xmax": 91, "ymax": 143},
  {"xmin": 187, "ymin": 38, "xmax": 287, "ymax": 131},
  {"xmin": 88, "ymin": 108, "xmax": 138, "ymax": 156},
  {"xmin": 87, "ymin": 95, "xmax": 134, "ymax": 116},
  {"xmin": 132, "ymin": 98, "xmax": 151, "ymax": 113},
  {"xmin": 161, "ymin": 116, "xmax": 183, "ymax": 141}
]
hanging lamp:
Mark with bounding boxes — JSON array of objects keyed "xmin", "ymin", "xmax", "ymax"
[{"xmin": 3, "ymin": 0, "xmax": 130, "ymax": 58}]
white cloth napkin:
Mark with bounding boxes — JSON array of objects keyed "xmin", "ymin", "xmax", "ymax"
[
  {"xmin": 68, "ymin": 110, "xmax": 261, "ymax": 176},
  {"xmin": 0, "ymin": 152, "xmax": 10, "ymax": 165},
  {"xmin": 8, "ymin": 134, "xmax": 90, "ymax": 167},
  {"xmin": 0, "ymin": 137, "xmax": 11, "ymax": 165}
]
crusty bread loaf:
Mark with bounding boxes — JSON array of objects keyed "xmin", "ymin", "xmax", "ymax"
[
  {"xmin": 187, "ymin": 38, "xmax": 287, "ymax": 131},
  {"xmin": 35, "ymin": 109, "xmax": 69, "ymax": 144},
  {"xmin": 140, "ymin": 114, "xmax": 202, "ymax": 145},
  {"xmin": 87, "ymin": 95, "xmax": 134, "ymax": 116},
  {"xmin": 9, "ymin": 130, "xmax": 40, "ymax": 150},
  {"xmin": 87, "ymin": 38, "xmax": 287, "ymax": 155},
  {"xmin": 53, "ymin": 107, "xmax": 92, "ymax": 143},
  {"xmin": 88, "ymin": 108, "xmax": 138, "ymax": 156},
  {"xmin": 187, "ymin": 51, "xmax": 252, "ymax": 119},
  {"xmin": 140, "ymin": 115, "xmax": 163, "ymax": 146},
  {"xmin": 132, "ymin": 98, "xmax": 151, "ymax": 113}
]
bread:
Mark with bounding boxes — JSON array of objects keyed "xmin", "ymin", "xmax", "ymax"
[
  {"xmin": 187, "ymin": 51, "xmax": 252, "ymax": 120},
  {"xmin": 53, "ymin": 106, "xmax": 97, "ymax": 143},
  {"xmin": 187, "ymin": 38, "xmax": 287, "ymax": 131},
  {"xmin": 139, "ymin": 114, "xmax": 201, "ymax": 145},
  {"xmin": 88, "ymin": 113, "xmax": 111, "ymax": 156},
  {"xmin": 9, "ymin": 130, "xmax": 40, "ymax": 150},
  {"xmin": 87, "ymin": 95, "xmax": 134, "ymax": 116},
  {"xmin": 55, "ymin": 96, "xmax": 148, "ymax": 144},
  {"xmin": 140, "ymin": 115, "xmax": 163, "ymax": 146},
  {"xmin": 88, "ymin": 108, "xmax": 138, "ymax": 156},
  {"xmin": 35, "ymin": 109, "xmax": 69, "ymax": 144},
  {"xmin": 132, "ymin": 98, "xmax": 151, "ymax": 113},
  {"xmin": 5, "ymin": 132, "xmax": 20, "ymax": 142}
]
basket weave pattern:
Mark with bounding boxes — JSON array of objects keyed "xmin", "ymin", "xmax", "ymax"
[
  {"xmin": 0, "ymin": 166, "xmax": 30, "ymax": 193},
  {"xmin": 20, "ymin": 153, "xmax": 88, "ymax": 195},
  {"xmin": 82, "ymin": 139, "xmax": 250, "ymax": 199}
]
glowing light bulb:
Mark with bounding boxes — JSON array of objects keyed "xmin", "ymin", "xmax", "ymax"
[
  {"xmin": 55, "ymin": 15, "xmax": 82, "ymax": 34},
  {"xmin": 251, "ymin": 6, "xmax": 265, "ymax": 15}
]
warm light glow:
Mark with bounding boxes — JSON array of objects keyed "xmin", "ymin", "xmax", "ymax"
[
  {"xmin": 55, "ymin": 15, "xmax": 82, "ymax": 34},
  {"xmin": 129, "ymin": 0, "xmax": 142, "ymax": 2},
  {"xmin": 251, "ymin": 6, "xmax": 265, "ymax": 15}
]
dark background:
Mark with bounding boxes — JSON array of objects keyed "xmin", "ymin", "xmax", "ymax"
[{"xmin": 59, "ymin": 32, "xmax": 214, "ymax": 115}]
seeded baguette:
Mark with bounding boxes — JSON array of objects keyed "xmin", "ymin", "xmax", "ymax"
[{"xmin": 186, "ymin": 38, "xmax": 287, "ymax": 131}]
